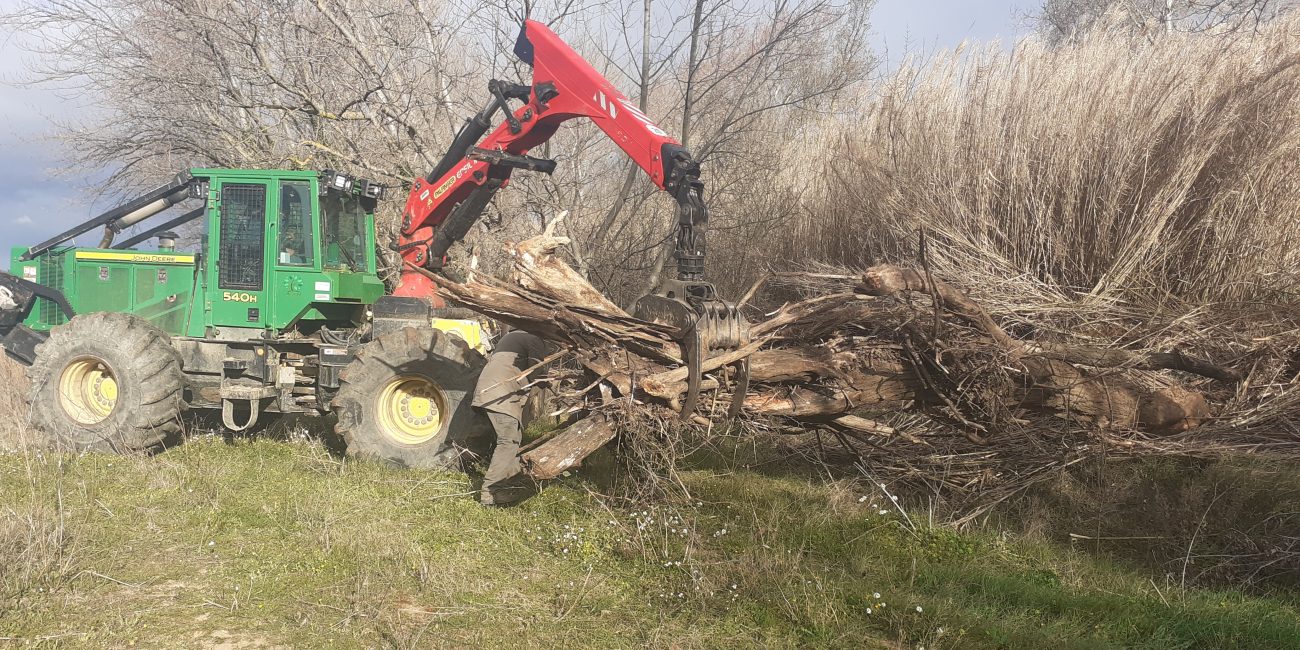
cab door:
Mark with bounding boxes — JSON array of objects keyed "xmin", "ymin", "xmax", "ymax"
[
  {"xmin": 208, "ymin": 180, "xmax": 271, "ymax": 328},
  {"xmin": 268, "ymin": 177, "xmax": 323, "ymax": 327}
]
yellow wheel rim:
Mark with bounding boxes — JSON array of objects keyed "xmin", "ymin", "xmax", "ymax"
[
  {"xmin": 376, "ymin": 375, "xmax": 447, "ymax": 445},
  {"xmin": 58, "ymin": 357, "xmax": 119, "ymax": 425}
]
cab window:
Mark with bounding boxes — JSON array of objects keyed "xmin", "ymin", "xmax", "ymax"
[
  {"xmin": 321, "ymin": 193, "xmax": 369, "ymax": 271},
  {"xmin": 277, "ymin": 181, "xmax": 315, "ymax": 266},
  {"xmin": 218, "ymin": 183, "xmax": 266, "ymax": 291}
]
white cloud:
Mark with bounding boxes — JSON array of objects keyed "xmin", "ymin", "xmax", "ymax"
[{"xmin": 12, "ymin": 215, "xmax": 33, "ymax": 225}]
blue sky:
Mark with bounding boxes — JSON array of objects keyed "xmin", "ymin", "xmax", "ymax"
[{"xmin": 0, "ymin": 0, "xmax": 1030, "ymax": 269}]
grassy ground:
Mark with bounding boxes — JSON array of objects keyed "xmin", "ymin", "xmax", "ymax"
[
  {"xmin": 2, "ymin": 354, "xmax": 1298, "ymax": 649},
  {"xmin": 3, "ymin": 429, "xmax": 1300, "ymax": 649}
]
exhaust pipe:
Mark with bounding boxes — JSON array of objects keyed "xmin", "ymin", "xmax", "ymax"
[{"xmin": 98, "ymin": 186, "xmax": 190, "ymax": 248}]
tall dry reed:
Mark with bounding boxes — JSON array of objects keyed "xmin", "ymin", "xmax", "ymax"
[{"xmin": 773, "ymin": 19, "xmax": 1300, "ymax": 316}]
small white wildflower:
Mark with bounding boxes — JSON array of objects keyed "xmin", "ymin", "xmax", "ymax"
[
  {"xmin": 857, "ymin": 495, "xmax": 868, "ymax": 503},
  {"xmin": 916, "ymin": 605, "xmax": 923, "ymax": 613},
  {"xmin": 891, "ymin": 495, "xmax": 899, "ymax": 501},
  {"xmin": 872, "ymin": 592, "xmax": 881, "ymax": 599},
  {"xmin": 208, "ymin": 540, "xmax": 215, "ymax": 547},
  {"xmin": 865, "ymin": 607, "xmax": 873, "ymax": 614}
]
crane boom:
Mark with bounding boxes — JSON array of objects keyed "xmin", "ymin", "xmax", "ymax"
[{"xmin": 395, "ymin": 20, "xmax": 703, "ymax": 301}]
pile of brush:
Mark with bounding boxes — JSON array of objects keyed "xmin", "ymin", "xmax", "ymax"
[{"xmin": 421, "ymin": 234, "xmax": 1300, "ymax": 514}]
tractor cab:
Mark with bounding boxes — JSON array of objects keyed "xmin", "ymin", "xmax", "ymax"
[{"xmin": 190, "ymin": 168, "xmax": 386, "ymax": 336}]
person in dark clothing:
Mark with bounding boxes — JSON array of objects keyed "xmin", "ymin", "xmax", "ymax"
[{"xmin": 471, "ymin": 330, "xmax": 551, "ymax": 505}]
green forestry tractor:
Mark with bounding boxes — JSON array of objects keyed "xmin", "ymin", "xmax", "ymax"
[
  {"xmin": 0, "ymin": 20, "xmax": 751, "ymax": 465},
  {"xmin": 0, "ymin": 167, "xmax": 490, "ymax": 465}
]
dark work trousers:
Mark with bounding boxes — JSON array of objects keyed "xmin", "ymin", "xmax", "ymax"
[{"xmin": 481, "ymin": 410, "xmax": 526, "ymax": 504}]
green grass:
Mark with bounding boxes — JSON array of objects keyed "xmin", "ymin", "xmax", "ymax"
[{"xmin": 1, "ymin": 436, "xmax": 1298, "ymax": 648}]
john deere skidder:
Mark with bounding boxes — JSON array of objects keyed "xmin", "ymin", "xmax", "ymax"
[
  {"xmin": 0, "ymin": 20, "xmax": 751, "ymax": 463},
  {"xmin": 0, "ymin": 168, "xmax": 489, "ymax": 465}
]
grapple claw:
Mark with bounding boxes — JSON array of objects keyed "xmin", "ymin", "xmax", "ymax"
[
  {"xmin": 726, "ymin": 357, "xmax": 750, "ymax": 421},
  {"xmin": 634, "ymin": 279, "xmax": 750, "ymax": 421},
  {"xmin": 680, "ymin": 327, "xmax": 704, "ymax": 420}
]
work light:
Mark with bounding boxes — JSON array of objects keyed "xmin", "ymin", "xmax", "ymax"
[{"xmin": 359, "ymin": 179, "xmax": 385, "ymax": 200}]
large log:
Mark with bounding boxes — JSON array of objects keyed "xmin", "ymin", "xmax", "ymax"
[
  {"xmin": 519, "ymin": 415, "xmax": 617, "ymax": 480},
  {"xmin": 1030, "ymin": 343, "xmax": 1243, "ymax": 382}
]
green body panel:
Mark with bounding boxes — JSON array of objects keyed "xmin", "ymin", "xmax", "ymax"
[
  {"xmin": 8, "ymin": 248, "xmax": 197, "ymax": 334},
  {"xmin": 11, "ymin": 167, "xmax": 386, "ymax": 337}
]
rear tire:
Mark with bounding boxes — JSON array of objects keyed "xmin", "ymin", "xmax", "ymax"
[
  {"xmin": 333, "ymin": 326, "xmax": 490, "ymax": 468},
  {"xmin": 27, "ymin": 312, "xmax": 185, "ymax": 453}
]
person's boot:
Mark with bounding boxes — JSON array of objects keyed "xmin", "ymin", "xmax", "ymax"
[{"xmin": 480, "ymin": 474, "xmax": 538, "ymax": 506}]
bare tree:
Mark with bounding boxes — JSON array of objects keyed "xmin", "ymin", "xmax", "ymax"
[{"xmin": 1038, "ymin": 0, "xmax": 1296, "ymax": 39}]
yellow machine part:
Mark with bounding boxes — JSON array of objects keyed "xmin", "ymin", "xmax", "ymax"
[{"xmin": 431, "ymin": 318, "xmax": 491, "ymax": 354}]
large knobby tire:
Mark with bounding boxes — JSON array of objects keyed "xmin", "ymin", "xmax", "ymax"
[
  {"xmin": 333, "ymin": 326, "xmax": 490, "ymax": 468},
  {"xmin": 27, "ymin": 312, "xmax": 185, "ymax": 453}
]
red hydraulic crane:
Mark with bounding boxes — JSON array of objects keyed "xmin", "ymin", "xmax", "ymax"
[{"xmin": 394, "ymin": 20, "xmax": 749, "ymax": 418}]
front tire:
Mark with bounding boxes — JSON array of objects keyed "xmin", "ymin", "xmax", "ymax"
[
  {"xmin": 27, "ymin": 312, "xmax": 185, "ymax": 452},
  {"xmin": 333, "ymin": 327, "xmax": 489, "ymax": 468}
]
